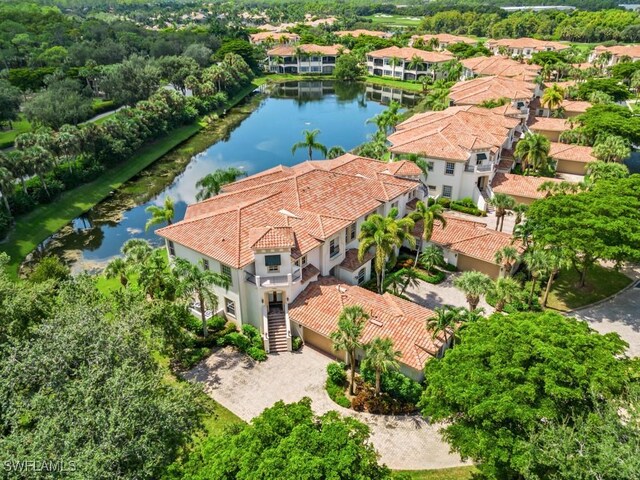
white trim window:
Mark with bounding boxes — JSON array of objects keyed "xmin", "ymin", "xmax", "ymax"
[
  {"xmin": 221, "ymin": 264, "xmax": 232, "ymax": 284},
  {"xmin": 442, "ymin": 185, "xmax": 453, "ymax": 198},
  {"xmin": 329, "ymin": 238, "xmax": 340, "ymax": 259},
  {"xmin": 202, "ymin": 259, "xmax": 210, "ymax": 270},
  {"xmin": 168, "ymin": 241, "xmax": 176, "ymax": 257},
  {"xmin": 445, "ymin": 162, "xmax": 455, "ymax": 175},
  {"xmin": 225, "ymin": 297, "xmax": 236, "ymax": 317}
]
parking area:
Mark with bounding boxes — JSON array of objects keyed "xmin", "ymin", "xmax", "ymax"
[{"xmin": 403, "ymin": 274, "xmax": 493, "ymax": 313}]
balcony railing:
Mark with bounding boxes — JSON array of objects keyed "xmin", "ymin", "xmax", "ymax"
[
  {"xmin": 465, "ymin": 163, "xmax": 494, "ymax": 173},
  {"xmin": 260, "ymin": 275, "xmax": 290, "ymax": 287},
  {"xmin": 292, "ymin": 268, "xmax": 302, "ymax": 281},
  {"xmin": 245, "ymin": 271, "xmax": 257, "ymax": 284}
]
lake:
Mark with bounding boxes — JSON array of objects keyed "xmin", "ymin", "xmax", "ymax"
[{"xmin": 28, "ymin": 81, "xmax": 419, "ymax": 273}]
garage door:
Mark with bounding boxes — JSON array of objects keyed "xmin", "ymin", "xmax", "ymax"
[
  {"xmin": 456, "ymin": 254, "xmax": 500, "ymax": 278},
  {"xmin": 303, "ymin": 327, "xmax": 341, "ymax": 359}
]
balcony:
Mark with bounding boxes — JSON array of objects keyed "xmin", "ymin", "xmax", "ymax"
[
  {"xmin": 245, "ymin": 269, "xmax": 302, "ymax": 287},
  {"xmin": 464, "ymin": 163, "xmax": 494, "ymax": 173}
]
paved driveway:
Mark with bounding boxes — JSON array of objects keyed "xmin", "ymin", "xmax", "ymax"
[
  {"xmin": 573, "ymin": 281, "xmax": 640, "ymax": 357},
  {"xmin": 185, "ymin": 347, "xmax": 469, "ymax": 470},
  {"xmin": 403, "ymin": 274, "xmax": 493, "ymax": 313}
]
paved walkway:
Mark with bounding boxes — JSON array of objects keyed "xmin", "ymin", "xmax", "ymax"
[
  {"xmin": 403, "ymin": 274, "xmax": 493, "ymax": 313},
  {"xmin": 185, "ymin": 347, "xmax": 469, "ymax": 470}
]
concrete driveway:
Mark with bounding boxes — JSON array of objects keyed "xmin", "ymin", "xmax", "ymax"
[
  {"xmin": 403, "ymin": 274, "xmax": 493, "ymax": 313},
  {"xmin": 185, "ymin": 346, "xmax": 469, "ymax": 470},
  {"xmin": 573, "ymin": 281, "xmax": 640, "ymax": 357}
]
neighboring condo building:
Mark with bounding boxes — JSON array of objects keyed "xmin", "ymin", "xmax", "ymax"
[
  {"xmin": 486, "ymin": 38, "xmax": 569, "ymax": 58},
  {"xmin": 266, "ymin": 44, "xmax": 345, "ymax": 74},
  {"xmin": 335, "ymin": 29, "xmax": 391, "ymax": 39},
  {"xmin": 249, "ymin": 32, "xmax": 300, "ymax": 45},
  {"xmin": 460, "ymin": 56, "xmax": 540, "ymax": 81},
  {"xmin": 366, "ymin": 46, "xmax": 454, "ymax": 81},
  {"xmin": 588, "ymin": 44, "xmax": 640, "ymax": 65},
  {"xmin": 449, "ymin": 75, "xmax": 539, "ymax": 115},
  {"xmin": 409, "ymin": 33, "xmax": 476, "ymax": 50}
]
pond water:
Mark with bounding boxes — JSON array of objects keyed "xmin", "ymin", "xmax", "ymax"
[{"xmin": 30, "ymin": 81, "xmax": 420, "ymax": 273}]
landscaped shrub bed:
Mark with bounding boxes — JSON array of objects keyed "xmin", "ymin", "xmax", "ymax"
[
  {"xmin": 436, "ymin": 197, "xmax": 486, "ymax": 217},
  {"xmin": 486, "ymin": 280, "xmax": 542, "ymax": 313},
  {"xmin": 218, "ymin": 324, "xmax": 267, "ymax": 361},
  {"xmin": 350, "ymin": 378, "xmax": 417, "ymax": 415},
  {"xmin": 325, "ymin": 362, "xmax": 351, "ymax": 408},
  {"xmin": 361, "ymin": 364, "xmax": 422, "ymax": 406},
  {"xmin": 292, "ymin": 336, "xmax": 303, "ymax": 351}
]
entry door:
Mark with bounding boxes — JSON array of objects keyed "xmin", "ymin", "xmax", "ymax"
[{"xmin": 268, "ymin": 292, "xmax": 283, "ymax": 310}]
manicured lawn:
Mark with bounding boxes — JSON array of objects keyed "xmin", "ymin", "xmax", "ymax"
[
  {"xmin": 546, "ymin": 264, "xmax": 632, "ymax": 311},
  {"xmin": 365, "ymin": 75, "xmax": 425, "ymax": 92},
  {"xmin": 393, "ymin": 466, "xmax": 478, "ymax": 479},
  {"xmin": 366, "ymin": 14, "xmax": 422, "ymax": 27},
  {"xmin": 0, "ymin": 116, "xmax": 32, "ymax": 149}
]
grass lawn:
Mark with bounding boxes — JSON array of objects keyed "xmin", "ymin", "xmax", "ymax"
[
  {"xmin": 366, "ymin": 14, "xmax": 422, "ymax": 27},
  {"xmin": 365, "ymin": 75, "xmax": 425, "ymax": 92},
  {"xmin": 393, "ymin": 466, "xmax": 478, "ymax": 479},
  {"xmin": 0, "ymin": 116, "xmax": 32, "ymax": 149},
  {"xmin": 546, "ymin": 264, "xmax": 633, "ymax": 311}
]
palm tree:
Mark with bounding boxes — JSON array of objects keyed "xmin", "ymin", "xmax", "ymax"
[
  {"xmin": 427, "ymin": 305, "xmax": 460, "ymax": 347},
  {"xmin": 489, "ymin": 193, "xmax": 516, "ymax": 232},
  {"xmin": 363, "ymin": 337, "xmax": 401, "ymax": 396},
  {"xmin": 291, "ymin": 129, "xmax": 328, "ymax": 160},
  {"xmin": 490, "ymin": 277, "xmax": 520, "ymax": 312},
  {"xmin": 173, "ymin": 258, "xmax": 231, "ymax": 337},
  {"xmin": 512, "ymin": 220, "xmax": 535, "ymax": 249},
  {"xmin": 389, "ymin": 56, "xmax": 403, "ymax": 79},
  {"xmin": 330, "ymin": 305, "xmax": 369, "ymax": 396},
  {"xmin": 541, "ymin": 247, "xmax": 571, "ymax": 308},
  {"xmin": 406, "ymin": 55, "xmax": 424, "ymax": 76},
  {"xmin": 420, "ymin": 245, "xmax": 445, "ymax": 274},
  {"xmin": 121, "ymin": 238, "xmax": 153, "ymax": 265},
  {"xmin": 327, "ymin": 146, "xmax": 346, "ymax": 159},
  {"xmin": 522, "ymin": 248, "xmax": 549, "ymax": 309},
  {"xmin": 0, "ymin": 166, "xmax": 14, "ymax": 216},
  {"xmin": 592, "ymin": 135, "xmax": 631, "ymax": 163},
  {"xmin": 541, "ymin": 84, "xmax": 565, "ymax": 117},
  {"xmin": 631, "ymin": 70, "xmax": 640, "ymax": 98},
  {"xmin": 25, "ymin": 145, "xmax": 54, "ymax": 197},
  {"xmin": 358, "ymin": 210, "xmax": 416, "ymax": 294},
  {"xmin": 585, "ymin": 161, "xmax": 629, "ymax": 184},
  {"xmin": 514, "ymin": 132, "xmax": 550, "ymax": 174},
  {"xmin": 195, "ymin": 167, "xmax": 247, "ymax": 201},
  {"xmin": 145, "ymin": 196, "xmax": 175, "ymax": 231},
  {"xmin": 399, "ymin": 267, "xmax": 422, "ymax": 295},
  {"xmin": 494, "ymin": 245, "xmax": 520, "ymax": 276},
  {"xmin": 104, "ymin": 257, "xmax": 129, "ymax": 288},
  {"xmin": 453, "ymin": 271, "xmax": 492, "ymax": 311},
  {"xmin": 409, "ymin": 200, "xmax": 446, "ymax": 266},
  {"xmin": 512, "ymin": 203, "xmax": 528, "ymax": 226},
  {"xmin": 6, "ymin": 150, "xmax": 31, "ymax": 194}
]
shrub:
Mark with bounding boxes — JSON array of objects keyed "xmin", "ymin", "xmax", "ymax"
[
  {"xmin": 443, "ymin": 262, "xmax": 457, "ymax": 272},
  {"xmin": 325, "ymin": 378, "xmax": 351, "ymax": 408},
  {"xmin": 219, "ymin": 331, "xmax": 251, "ymax": 351},
  {"xmin": 327, "ymin": 362, "xmax": 347, "ymax": 386},
  {"xmin": 450, "ymin": 200, "xmax": 486, "ymax": 217},
  {"xmin": 0, "ymin": 210, "xmax": 11, "ymax": 240},
  {"xmin": 247, "ymin": 346, "xmax": 267, "ymax": 362},
  {"xmin": 292, "ymin": 336, "xmax": 303, "ymax": 351},
  {"xmin": 207, "ymin": 316, "xmax": 226, "ymax": 333},
  {"xmin": 437, "ymin": 197, "xmax": 451, "ymax": 208},
  {"xmin": 361, "ymin": 364, "xmax": 422, "ymax": 405}
]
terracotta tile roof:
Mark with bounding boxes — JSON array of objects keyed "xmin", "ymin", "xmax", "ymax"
[
  {"xmin": 289, "ymin": 276, "xmax": 443, "ymax": 371},
  {"xmin": 549, "ymin": 142, "xmax": 596, "ymax": 163},
  {"xmin": 339, "ymin": 249, "xmax": 375, "ymax": 271},
  {"xmin": 561, "ymin": 100, "xmax": 591, "ymax": 114},
  {"xmin": 449, "ymin": 76, "xmax": 536, "ymax": 105},
  {"xmin": 267, "ymin": 44, "xmax": 345, "ymax": 56},
  {"xmin": 301, "ymin": 264, "xmax": 320, "ymax": 283},
  {"xmin": 529, "ymin": 116, "xmax": 572, "ymax": 132},
  {"xmin": 367, "ymin": 46, "xmax": 454, "ymax": 63},
  {"xmin": 411, "ymin": 33, "xmax": 476, "ymax": 45},
  {"xmin": 250, "ymin": 32, "xmax": 299, "ymax": 43},
  {"xmin": 389, "ymin": 105, "xmax": 519, "ymax": 161},
  {"xmin": 593, "ymin": 44, "xmax": 640, "ymax": 60},
  {"xmin": 336, "ymin": 29, "xmax": 390, "ymax": 38},
  {"xmin": 156, "ymin": 156, "xmax": 419, "ymax": 268},
  {"xmin": 406, "ymin": 198, "xmax": 419, "ymax": 210},
  {"xmin": 414, "ymin": 214, "xmax": 520, "ymax": 263},
  {"xmin": 461, "ymin": 56, "xmax": 539, "ymax": 80},
  {"xmin": 491, "ymin": 172, "xmax": 563, "ymax": 200},
  {"xmin": 487, "ymin": 37, "xmax": 569, "ymax": 51},
  {"xmin": 498, "ymin": 158, "xmax": 514, "ymax": 170}
]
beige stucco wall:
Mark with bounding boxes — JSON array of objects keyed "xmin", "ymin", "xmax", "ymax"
[
  {"xmin": 456, "ymin": 254, "xmax": 501, "ymax": 279},
  {"xmin": 555, "ymin": 159, "xmax": 587, "ymax": 175}
]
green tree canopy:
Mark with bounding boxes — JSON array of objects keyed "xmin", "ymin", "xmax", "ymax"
[
  {"xmin": 420, "ymin": 311, "xmax": 632, "ymax": 480},
  {"xmin": 334, "ymin": 53, "xmax": 366, "ymax": 81},
  {"xmin": 574, "ymin": 104, "xmax": 640, "ymax": 145}
]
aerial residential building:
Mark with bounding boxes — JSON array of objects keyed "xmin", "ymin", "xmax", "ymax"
[
  {"xmin": 366, "ymin": 46, "xmax": 454, "ymax": 81},
  {"xmin": 460, "ymin": 56, "xmax": 540, "ymax": 81},
  {"xmin": 449, "ymin": 76, "xmax": 539, "ymax": 115},
  {"xmin": 387, "ymin": 105, "xmax": 521, "ymax": 208},
  {"xmin": 249, "ymin": 32, "xmax": 300, "ymax": 45},
  {"xmin": 528, "ymin": 116, "xmax": 572, "ymax": 142},
  {"xmin": 266, "ymin": 44, "xmax": 345, "ymax": 74},
  {"xmin": 588, "ymin": 44, "xmax": 640, "ymax": 65},
  {"xmin": 156, "ymin": 155, "xmax": 425, "ymax": 355},
  {"xmin": 549, "ymin": 142, "xmax": 596, "ymax": 175},
  {"xmin": 335, "ymin": 29, "xmax": 391, "ymax": 39},
  {"xmin": 491, "ymin": 172, "xmax": 564, "ymax": 204},
  {"xmin": 531, "ymin": 98, "xmax": 592, "ymax": 118},
  {"xmin": 409, "ymin": 33, "xmax": 476, "ymax": 50},
  {"xmin": 486, "ymin": 38, "xmax": 569, "ymax": 58}
]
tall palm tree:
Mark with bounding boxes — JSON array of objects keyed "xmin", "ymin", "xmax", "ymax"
[
  {"xmin": 327, "ymin": 146, "xmax": 346, "ymax": 159},
  {"xmin": 195, "ymin": 167, "xmax": 247, "ymax": 201},
  {"xmin": 453, "ymin": 271, "xmax": 492, "ymax": 311},
  {"xmin": 25, "ymin": 145, "xmax": 54, "ymax": 197},
  {"xmin": 541, "ymin": 84, "xmax": 565, "ymax": 117},
  {"xmin": 389, "ymin": 56, "xmax": 403, "ymax": 79},
  {"xmin": 121, "ymin": 238, "xmax": 153, "ymax": 265},
  {"xmin": 592, "ymin": 135, "xmax": 631, "ymax": 163},
  {"xmin": 0, "ymin": 166, "xmax": 14, "ymax": 216},
  {"xmin": 104, "ymin": 257, "xmax": 129, "ymax": 288},
  {"xmin": 5, "ymin": 150, "xmax": 31, "ymax": 194},
  {"xmin": 489, "ymin": 193, "xmax": 516, "ymax": 232},
  {"xmin": 427, "ymin": 305, "xmax": 461, "ymax": 347},
  {"xmin": 363, "ymin": 337, "xmax": 401, "ymax": 396},
  {"xmin": 541, "ymin": 247, "xmax": 571, "ymax": 308},
  {"xmin": 406, "ymin": 55, "xmax": 424, "ymax": 75},
  {"xmin": 409, "ymin": 200, "xmax": 446, "ymax": 266},
  {"xmin": 522, "ymin": 248, "xmax": 549, "ymax": 308},
  {"xmin": 490, "ymin": 277, "xmax": 520, "ymax": 312},
  {"xmin": 291, "ymin": 129, "xmax": 328, "ymax": 160},
  {"xmin": 512, "ymin": 220, "xmax": 535, "ymax": 249},
  {"xmin": 494, "ymin": 245, "xmax": 520, "ymax": 276},
  {"xmin": 514, "ymin": 132, "xmax": 550, "ymax": 174},
  {"xmin": 420, "ymin": 245, "xmax": 445, "ymax": 275},
  {"xmin": 358, "ymin": 209, "xmax": 416, "ymax": 294},
  {"xmin": 330, "ymin": 305, "xmax": 369, "ymax": 396},
  {"xmin": 145, "ymin": 196, "xmax": 175, "ymax": 231},
  {"xmin": 399, "ymin": 267, "xmax": 422, "ymax": 295},
  {"xmin": 173, "ymin": 258, "xmax": 231, "ymax": 337}
]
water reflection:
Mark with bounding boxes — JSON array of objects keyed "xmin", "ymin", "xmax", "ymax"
[{"xmin": 26, "ymin": 81, "xmax": 420, "ymax": 273}]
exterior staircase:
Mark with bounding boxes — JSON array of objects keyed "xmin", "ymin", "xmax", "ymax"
[{"xmin": 267, "ymin": 310, "xmax": 288, "ymax": 353}]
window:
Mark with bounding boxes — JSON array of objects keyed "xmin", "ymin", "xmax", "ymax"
[
  {"xmin": 202, "ymin": 259, "xmax": 210, "ymax": 270},
  {"xmin": 442, "ymin": 185, "xmax": 453, "ymax": 198},
  {"xmin": 345, "ymin": 223, "xmax": 356, "ymax": 243},
  {"xmin": 221, "ymin": 264, "xmax": 232, "ymax": 284},
  {"xmin": 265, "ymin": 255, "xmax": 281, "ymax": 273},
  {"xmin": 357, "ymin": 268, "xmax": 366, "ymax": 285},
  {"xmin": 445, "ymin": 162, "xmax": 455, "ymax": 175},
  {"xmin": 428, "ymin": 185, "xmax": 437, "ymax": 192},
  {"xmin": 329, "ymin": 238, "xmax": 340, "ymax": 258},
  {"xmin": 427, "ymin": 162, "xmax": 434, "ymax": 172},
  {"xmin": 168, "ymin": 241, "xmax": 175, "ymax": 257},
  {"xmin": 301, "ymin": 255, "xmax": 308, "ymax": 266},
  {"xmin": 391, "ymin": 201, "xmax": 398, "ymax": 212},
  {"xmin": 225, "ymin": 298, "xmax": 236, "ymax": 317},
  {"xmin": 476, "ymin": 152, "xmax": 487, "ymax": 163}
]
